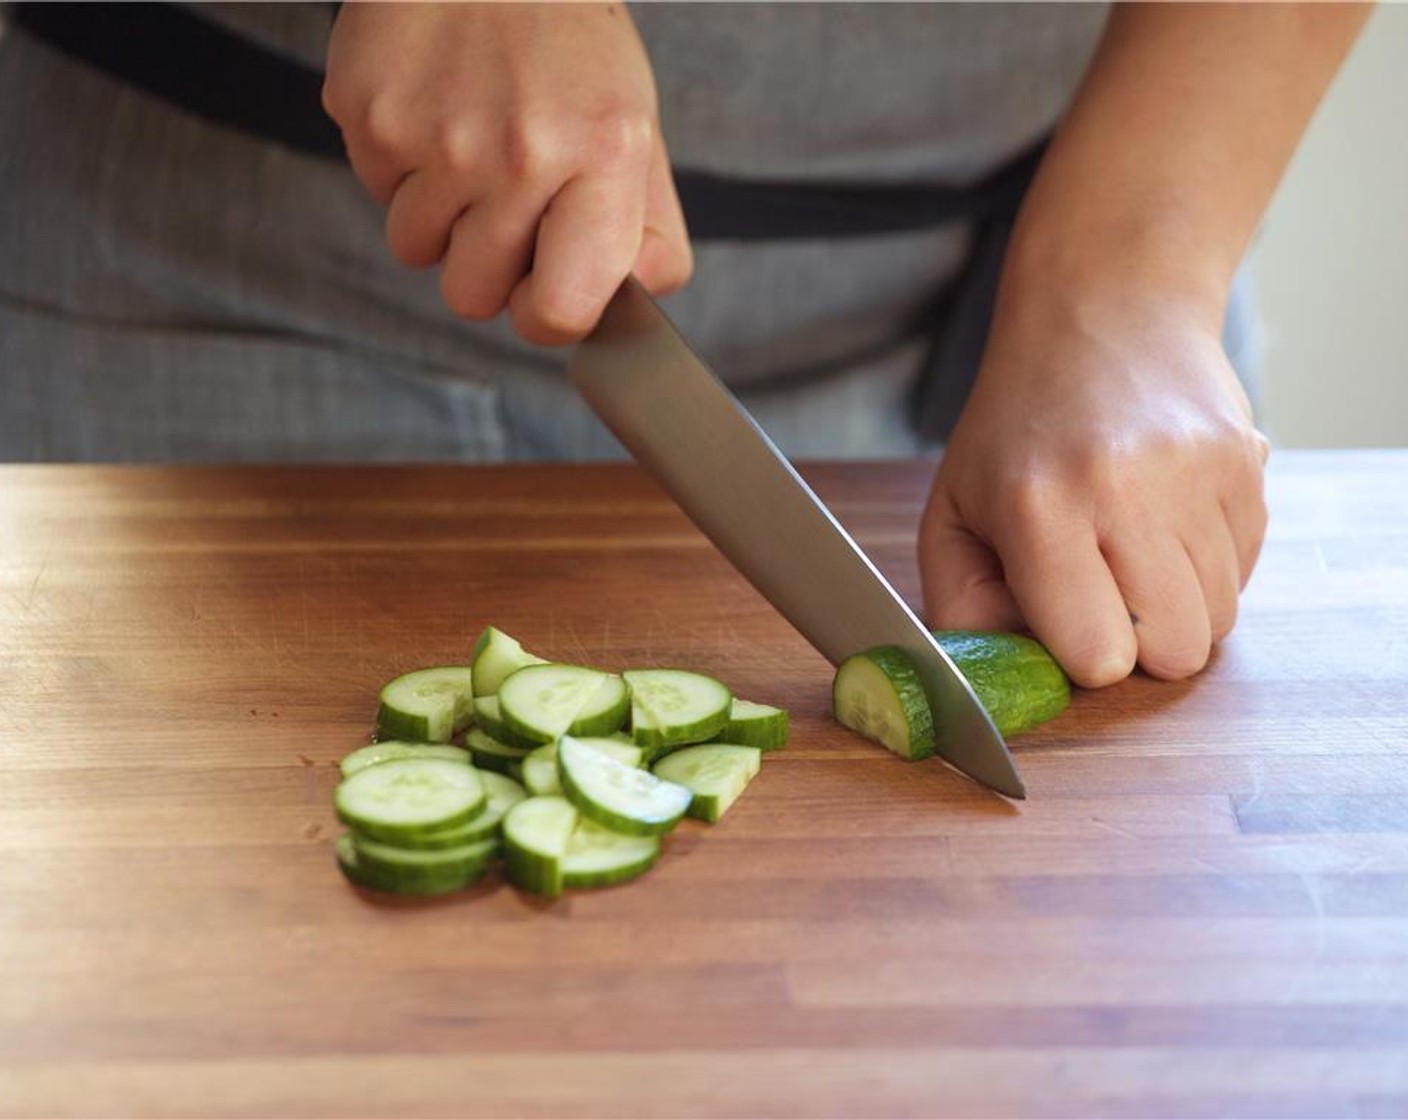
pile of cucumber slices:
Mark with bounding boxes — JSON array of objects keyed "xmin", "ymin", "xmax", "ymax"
[{"xmin": 332, "ymin": 627, "xmax": 788, "ymax": 898}]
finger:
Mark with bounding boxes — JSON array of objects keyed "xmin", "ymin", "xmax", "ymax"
[
  {"xmin": 1225, "ymin": 437, "xmax": 1270, "ymax": 588},
  {"xmin": 1105, "ymin": 535, "xmax": 1212, "ymax": 681},
  {"xmin": 999, "ymin": 516, "xmax": 1137, "ymax": 689},
  {"xmin": 919, "ymin": 492, "xmax": 1025, "ymax": 633},
  {"xmin": 439, "ymin": 198, "xmax": 541, "ymax": 322},
  {"xmin": 508, "ymin": 166, "xmax": 649, "ymax": 346},
  {"xmin": 386, "ymin": 169, "xmax": 479, "ymax": 268},
  {"xmin": 1185, "ymin": 518, "xmax": 1243, "ymax": 644},
  {"xmin": 338, "ymin": 127, "xmax": 412, "ymax": 207},
  {"xmin": 632, "ymin": 132, "xmax": 693, "ymax": 296}
]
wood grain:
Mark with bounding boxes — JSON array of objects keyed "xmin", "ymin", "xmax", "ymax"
[{"xmin": 2, "ymin": 450, "xmax": 1407, "ymax": 1118}]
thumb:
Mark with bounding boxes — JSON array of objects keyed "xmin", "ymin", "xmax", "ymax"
[{"xmin": 919, "ymin": 491, "xmax": 1026, "ymax": 632}]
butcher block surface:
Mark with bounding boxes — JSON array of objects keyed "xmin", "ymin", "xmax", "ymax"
[{"xmin": 1, "ymin": 450, "xmax": 1406, "ymax": 1118}]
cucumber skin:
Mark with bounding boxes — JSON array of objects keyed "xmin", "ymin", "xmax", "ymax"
[
  {"xmin": 472, "ymin": 697, "xmax": 542, "ymax": 750},
  {"xmin": 340, "ymin": 742, "xmax": 471, "ymax": 779},
  {"xmin": 501, "ymin": 797, "xmax": 577, "ymax": 899},
  {"xmin": 629, "ymin": 708, "xmax": 730, "ymax": 754},
  {"xmin": 558, "ymin": 743, "xmax": 690, "ymax": 838},
  {"xmin": 374, "ymin": 704, "xmax": 443, "ymax": 746},
  {"xmin": 718, "ymin": 705, "xmax": 789, "ymax": 752},
  {"xmin": 652, "ymin": 744, "xmax": 762, "ymax": 824},
  {"xmin": 336, "ymin": 834, "xmax": 492, "ymax": 896},
  {"xmin": 461, "ymin": 728, "xmax": 534, "ymax": 776},
  {"xmin": 932, "ymin": 630, "xmax": 1071, "ymax": 737},
  {"xmin": 562, "ymin": 841, "xmax": 660, "ymax": 890},
  {"xmin": 832, "ymin": 647, "xmax": 937, "ymax": 762}
]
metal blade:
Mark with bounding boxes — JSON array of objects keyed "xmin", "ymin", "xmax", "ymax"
[{"xmin": 569, "ymin": 278, "xmax": 1025, "ymax": 799}]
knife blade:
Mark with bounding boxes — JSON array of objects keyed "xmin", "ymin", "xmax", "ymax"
[{"xmin": 568, "ymin": 277, "xmax": 1025, "ymax": 799}]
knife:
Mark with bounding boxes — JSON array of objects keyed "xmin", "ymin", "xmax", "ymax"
[{"xmin": 568, "ymin": 277, "xmax": 1025, "ymax": 799}]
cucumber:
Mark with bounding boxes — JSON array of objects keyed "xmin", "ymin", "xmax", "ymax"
[
  {"xmin": 471, "ymin": 696, "xmax": 542, "ymax": 750},
  {"xmin": 375, "ymin": 666, "xmax": 475, "ymax": 744},
  {"xmin": 521, "ymin": 737, "xmax": 644, "ymax": 798},
  {"xmin": 462, "ymin": 726, "xmax": 534, "ymax": 776},
  {"xmin": 339, "ymin": 741, "xmax": 471, "ymax": 779},
  {"xmin": 832, "ymin": 646, "xmax": 936, "ymax": 761},
  {"xmin": 561, "ymin": 818, "xmax": 660, "ymax": 890},
  {"xmin": 557, "ymin": 735, "xmax": 692, "ymax": 837},
  {"xmin": 932, "ymin": 630, "xmax": 1071, "ymax": 736},
  {"xmin": 470, "ymin": 626, "xmax": 547, "ymax": 697},
  {"xmin": 502, "ymin": 795, "xmax": 579, "ymax": 898},
  {"xmin": 718, "ymin": 698, "xmax": 789, "ymax": 752},
  {"xmin": 334, "ymin": 757, "xmax": 486, "ymax": 844},
  {"xmin": 499, "ymin": 664, "xmax": 629, "ymax": 743},
  {"xmin": 622, "ymin": 669, "xmax": 731, "ymax": 755},
  {"xmin": 652, "ymin": 744, "xmax": 762, "ymax": 823},
  {"xmin": 449, "ymin": 769, "xmax": 527, "ymax": 844},
  {"xmin": 345, "ymin": 832, "xmax": 498, "ymax": 894}
]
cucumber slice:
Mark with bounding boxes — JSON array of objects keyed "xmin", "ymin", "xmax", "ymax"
[
  {"xmin": 470, "ymin": 626, "xmax": 547, "ymax": 697},
  {"xmin": 718, "ymin": 698, "xmax": 789, "ymax": 752},
  {"xmin": 932, "ymin": 630, "xmax": 1072, "ymax": 737},
  {"xmin": 623, "ymin": 669, "xmax": 731, "ymax": 754},
  {"xmin": 340, "ymin": 741, "xmax": 471, "ymax": 779},
  {"xmin": 347, "ymin": 832, "xmax": 498, "ymax": 894},
  {"xmin": 557, "ymin": 735, "xmax": 692, "ymax": 837},
  {"xmin": 561, "ymin": 818, "xmax": 660, "ymax": 889},
  {"xmin": 521, "ymin": 737, "xmax": 644, "ymax": 798},
  {"xmin": 832, "ymin": 646, "xmax": 936, "ymax": 761},
  {"xmin": 375, "ymin": 666, "xmax": 475, "ymax": 744},
  {"xmin": 471, "ymin": 696, "xmax": 541, "ymax": 750},
  {"xmin": 499, "ymin": 664, "xmax": 629, "ymax": 743},
  {"xmin": 334, "ymin": 757, "xmax": 486, "ymax": 843},
  {"xmin": 652, "ymin": 744, "xmax": 762, "ymax": 823},
  {"xmin": 435, "ymin": 769, "xmax": 526, "ymax": 845},
  {"xmin": 462, "ymin": 726, "xmax": 534, "ymax": 776},
  {"xmin": 502, "ymin": 795, "xmax": 578, "ymax": 898}
]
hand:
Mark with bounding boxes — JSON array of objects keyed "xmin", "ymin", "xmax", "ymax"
[
  {"xmin": 919, "ymin": 283, "xmax": 1270, "ymax": 688},
  {"xmin": 323, "ymin": 2, "xmax": 692, "ymax": 345}
]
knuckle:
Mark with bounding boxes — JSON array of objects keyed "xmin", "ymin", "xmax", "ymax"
[
  {"xmin": 587, "ymin": 108, "xmax": 654, "ymax": 167},
  {"xmin": 432, "ymin": 122, "xmax": 480, "ymax": 175},
  {"xmin": 363, "ymin": 93, "xmax": 407, "ymax": 155},
  {"xmin": 502, "ymin": 121, "xmax": 557, "ymax": 185}
]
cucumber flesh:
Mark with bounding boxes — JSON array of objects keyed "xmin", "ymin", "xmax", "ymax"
[
  {"xmin": 652, "ymin": 744, "xmax": 762, "ymax": 823},
  {"xmin": 832, "ymin": 646, "xmax": 936, "ymax": 761},
  {"xmin": 521, "ymin": 737, "xmax": 643, "ymax": 798},
  {"xmin": 718, "ymin": 698, "xmax": 789, "ymax": 752},
  {"xmin": 557, "ymin": 735, "xmax": 692, "ymax": 837},
  {"xmin": 340, "ymin": 741, "xmax": 471, "ymax": 779},
  {"xmin": 470, "ymin": 627, "xmax": 547, "ymax": 697},
  {"xmin": 561, "ymin": 818, "xmax": 660, "ymax": 889},
  {"xmin": 375, "ymin": 666, "xmax": 475, "ymax": 744},
  {"xmin": 623, "ymin": 669, "xmax": 731, "ymax": 754},
  {"xmin": 471, "ymin": 696, "xmax": 541, "ymax": 750},
  {"xmin": 502, "ymin": 795, "xmax": 579, "ymax": 898},
  {"xmin": 499, "ymin": 664, "xmax": 629, "ymax": 744},
  {"xmin": 334, "ymin": 757, "xmax": 486, "ymax": 843}
]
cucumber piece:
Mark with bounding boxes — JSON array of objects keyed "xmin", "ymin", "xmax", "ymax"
[
  {"xmin": 340, "ymin": 741, "xmax": 471, "ymax": 779},
  {"xmin": 932, "ymin": 630, "xmax": 1071, "ymax": 736},
  {"xmin": 348, "ymin": 832, "xmax": 498, "ymax": 893},
  {"xmin": 521, "ymin": 737, "xmax": 644, "ymax": 798},
  {"xmin": 336, "ymin": 833, "xmax": 494, "ymax": 896},
  {"xmin": 499, "ymin": 664, "xmax": 629, "ymax": 743},
  {"xmin": 623, "ymin": 669, "xmax": 731, "ymax": 754},
  {"xmin": 718, "ymin": 698, "xmax": 789, "ymax": 752},
  {"xmin": 561, "ymin": 818, "xmax": 660, "ymax": 889},
  {"xmin": 334, "ymin": 757, "xmax": 486, "ymax": 843},
  {"xmin": 375, "ymin": 666, "xmax": 475, "ymax": 744},
  {"xmin": 470, "ymin": 626, "xmax": 547, "ymax": 697},
  {"xmin": 832, "ymin": 646, "xmax": 936, "ymax": 761},
  {"xmin": 438, "ymin": 769, "xmax": 526, "ymax": 844},
  {"xmin": 471, "ymin": 696, "xmax": 541, "ymax": 750},
  {"xmin": 652, "ymin": 744, "xmax": 762, "ymax": 823},
  {"xmin": 557, "ymin": 735, "xmax": 692, "ymax": 837},
  {"xmin": 462, "ymin": 726, "xmax": 534, "ymax": 776},
  {"xmin": 502, "ymin": 795, "xmax": 578, "ymax": 898}
]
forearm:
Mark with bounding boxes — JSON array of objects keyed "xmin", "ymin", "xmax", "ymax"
[{"xmin": 1006, "ymin": 2, "xmax": 1371, "ymax": 322}]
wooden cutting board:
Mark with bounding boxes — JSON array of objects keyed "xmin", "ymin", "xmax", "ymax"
[{"xmin": 2, "ymin": 451, "xmax": 1406, "ymax": 1117}]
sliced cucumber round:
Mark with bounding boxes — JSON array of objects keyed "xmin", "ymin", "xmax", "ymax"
[
  {"xmin": 623, "ymin": 669, "xmax": 731, "ymax": 755},
  {"xmin": 445, "ymin": 769, "xmax": 526, "ymax": 844},
  {"xmin": 347, "ymin": 832, "xmax": 498, "ymax": 894},
  {"xmin": 470, "ymin": 626, "xmax": 547, "ymax": 697},
  {"xmin": 561, "ymin": 818, "xmax": 660, "ymax": 890},
  {"xmin": 832, "ymin": 646, "xmax": 936, "ymax": 761},
  {"xmin": 339, "ymin": 741, "xmax": 471, "ymax": 779},
  {"xmin": 502, "ymin": 795, "xmax": 579, "ymax": 898},
  {"xmin": 334, "ymin": 757, "xmax": 486, "ymax": 844},
  {"xmin": 652, "ymin": 743, "xmax": 762, "ymax": 823},
  {"xmin": 520, "ymin": 737, "xmax": 644, "ymax": 798},
  {"xmin": 374, "ymin": 666, "xmax": 475, "ymax": 744},
  {"xmin": 471, "ymin": 696, "xmax": 542, "ymax": 750},
  {"xmin": 557, "ymin": 735, "xmax": 692, "ymax": 837},
  {"xmin": 462, "ymin": 726, "xmax": 534, "ymax": 776},
  {"xmin": 499, "ymin": 664, "xmax": 629, "ymax": 743},
  {"xmin": 719, "ymin": 698, "xmax": 789, "ymax": 752}
]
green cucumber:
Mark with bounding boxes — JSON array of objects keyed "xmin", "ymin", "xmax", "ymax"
[
  {"xmin": 832, "ymin": 646, "xmax": 936, "ymax": 761},
  {"xmin": 470, "ymin": 626, "xmax": 547, "ymax": 697},
  {"xmin": 652, "ymin": 744, "xmax": 762, "ymax": 823},
  {"xmin": 561, "ymin": 818, "xmax": 660, "ymax": 889},
  {"xmin": 499, "ymin": 664, "xmax": 629, "ymax": 743},
  {"xmin": 471, "ymin": 696, "xmax": 542, "ymax": 750},
  {"xmin": 502, "ymin": 795, "xmax": 579, "ymax": 898},
  {"xmin": 718, "ymin": 698, "xmax": 789, "ymax": 752},
  {"xmin": 462, "ymin": 726, "xmax": 534, "ymax": 776},
  {"xmin": 521, "ymin": 737, "xmax": 644, "ymax": 797},
  {"xmin": 345, "ymin": 832, "xmax": 498, "ymax": 894},
  {"xmin": 623, "ymin": 669, "xmax": 731, "ymax": 755},
  {"xmin": 339, "ymin": 741, "xmax": 471, "ymax": 779},
  {"xmin": 445, "ymin": 769, "xmax": 526, "ymax": 844},
  {"xmin": 334, "ymin": 757, "xmax": 486, "ymax": 844},
  {"xmin": 557, "ymin": 735, "xmax": 692, "ymax": 837},
  {"xmin": 375, "ymin": 666, "xmax": 475, "ymax": 744},
  {"xmin": 932, "ymin": 630, "xmax": 1071, "ymax": 736}
]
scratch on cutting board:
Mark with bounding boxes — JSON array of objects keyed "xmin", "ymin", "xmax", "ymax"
[{"xmin": 21, "ymin": 546, "xmax": 52, "ymax": 614}]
